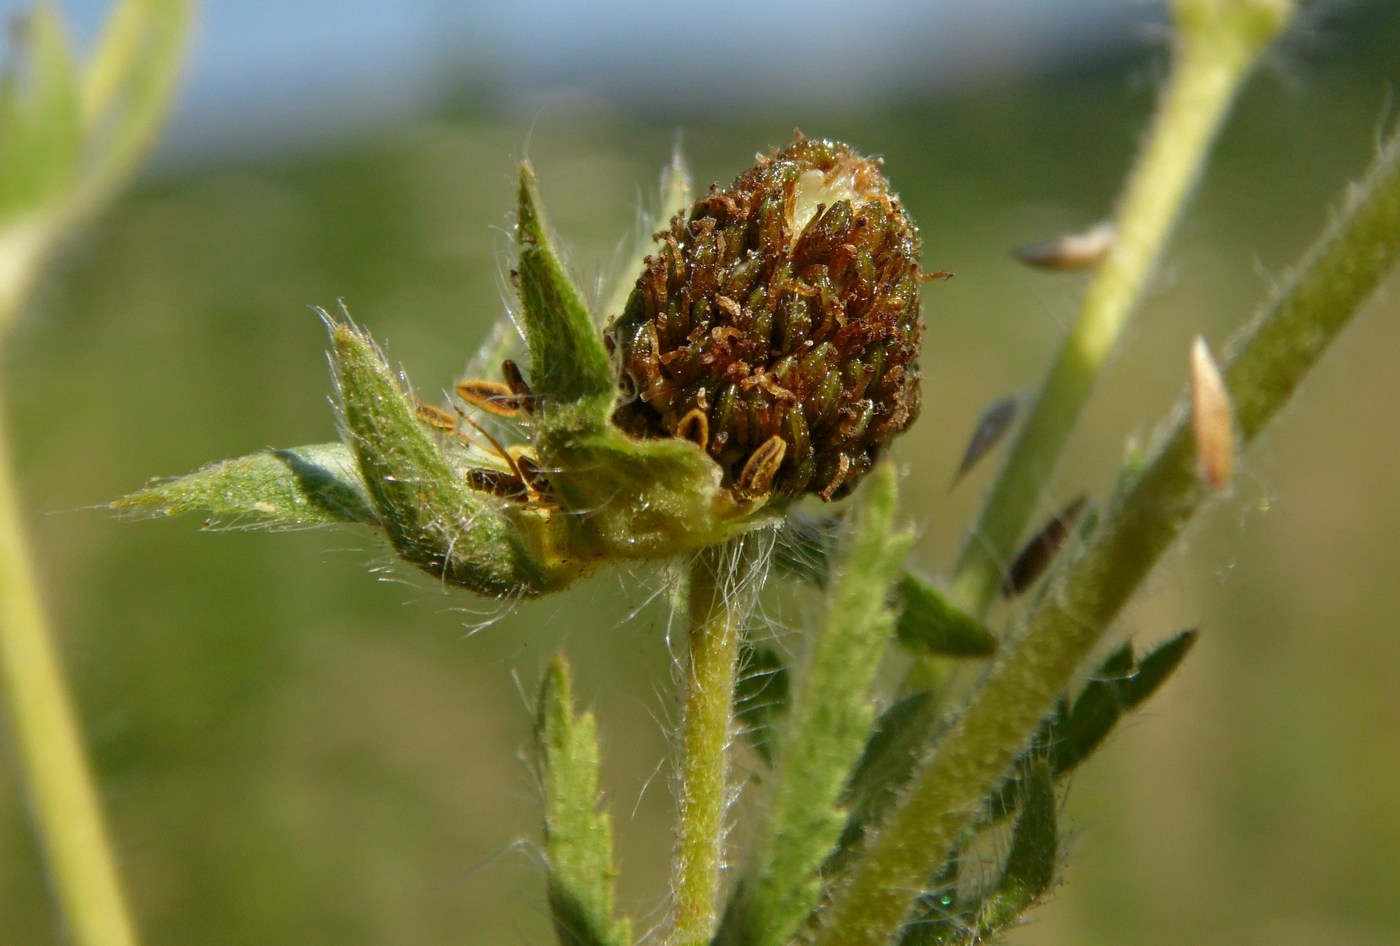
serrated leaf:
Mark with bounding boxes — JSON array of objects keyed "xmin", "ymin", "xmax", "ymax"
[
  {"xmin": 536, "ymin": 657, "xmax": 631, "ymax": 946},
  {"xmin": 718, "ymin": 464, "xmax": 912, "ymax": 946},
  {"xmin": 1047, "ymin": 629, "xmax": 1197, "ymax": 778},
  {"xmin": 516, "ymin": 162, "xmax": 615, "ymax": 417},
  {"xmin": 991, "ymin": 630, "xmax": 1197, "ymax": 817},
  {"xmin": 735, "ymin": 643, "xmax": 790, "ymax": 766},
  {"xmin": 895, "ymin": 574, "xmax": 997, "ymax": 658},
  {"xmin": 112, "ymin": 442, "xmax": 377, "ymax": 527}
]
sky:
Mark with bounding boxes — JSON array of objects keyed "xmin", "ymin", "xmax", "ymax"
[{"xmin": 7, "ymin": 1, "xmax": 1160, "ymax": 159}]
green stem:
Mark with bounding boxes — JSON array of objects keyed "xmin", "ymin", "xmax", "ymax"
[
  {"xmin": 670, "ymin": 536, "xmax": 764, "ymax": 946},
  {"xmin": 949, "ymin": 0, "xmax": 1294, "ymax": 616},
  {"xmin": 0, "ymin": 387, "xmax": 140, "ymax": 946},
  {"xmin": 814, "ymin": 112, "xmax": 1400, "ymax": 946}
]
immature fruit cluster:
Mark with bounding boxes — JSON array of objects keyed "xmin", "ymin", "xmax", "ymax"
[{"xmin": 607, "ymin": 135, "xmax": 925, "ymax": 501}]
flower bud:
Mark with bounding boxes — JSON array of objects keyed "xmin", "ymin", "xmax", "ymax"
[{"xmin": 607, "ymin": 135, "xmax": 925, "ymax": 501}]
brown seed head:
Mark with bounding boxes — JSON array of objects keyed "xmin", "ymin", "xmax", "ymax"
[{"xmin": 606, "ymin": 134, "xmax": 925, "ymax": 501}]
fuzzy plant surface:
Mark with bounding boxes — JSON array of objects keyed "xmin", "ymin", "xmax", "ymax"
[{"xmin": 4, "ymin": 1, "xmax": 1399, "ymax": 945}]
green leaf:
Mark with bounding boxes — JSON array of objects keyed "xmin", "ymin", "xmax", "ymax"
[
  {"xmin": 734, "ymin": 643, "xmax": 791, "ymax": 766},
  {"xmin": 90, "ymin": 0, "xmax": 198, "ymax": 198},
  {"xmin": 895, "ymin": 574, "xmax": 997, "ymax": 658},
  {"xmin": 112, "ymin": 442, "xmax": 377, "ymax": 527},
  {"xmin": 536, "ymin": 657, "xmax": 632, "ymax": 946},
  {"xmin": 718, "ymin": 464, "xmax": 912, "ymax": 946},
  {"xmin": 516, "ymin": 162, "xmax": 615, "ymax": 417},
  {"xmin": 0, "ymin": 9, "xmax": 83, "ymax": 219},
  {"xmin": 991, "ymin": 630, "xmax": 1197, "ymax": 816},
  {"xmin": 1047, "ymin": 629, "xmax": 1197, "ymax": 778}
]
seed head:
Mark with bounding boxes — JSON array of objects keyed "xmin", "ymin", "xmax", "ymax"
[{"xmin": 607, "ymin": 134, "xmax": 925, "ymax": 501}]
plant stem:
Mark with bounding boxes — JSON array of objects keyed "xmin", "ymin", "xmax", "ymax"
[
  {"xmin": 949, "ymin": 0, "xmax": 1294, "ymax": 616},
  {"xmin": 814, "ymin": 114, "xmax": 1400, "ymax": 946},
  {"xmin": 0, "ymin": 387, "xmax": 140, "ymax": 946},
  {"xmin": 670, "ymin": 535, "xmax": 764, "ymax": 946}
]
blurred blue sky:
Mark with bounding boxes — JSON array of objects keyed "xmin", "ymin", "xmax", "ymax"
[{"xmin": 16, "ymin": 1, "xmax": 1161, "ymax": 160}]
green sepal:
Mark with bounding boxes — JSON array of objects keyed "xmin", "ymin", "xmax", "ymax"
[
  {"xmin": 735, "ymin": 643, "xmax": 791, "ymax": 767},
  {"xmin": 719, "ymin": 464, "xmax": 912, "ymax": 946},
  {"xmin": 516, "ymin": 162, "xmax": 616, "ymax": 418},
  {"xmin": 0, "ymin": 8, "xmax": 82, "ymax": 220},
  {"xmin": 111, "ymin": 442, "xmax": 377, "ymax": 527},
  {"xmin": 540, "ymin": 424, "xmax": 763, "ymax": 562},
  {"xmin": 536, "ymin": 657, "xmax": 632, "ymax": 946},
  {"xmin": 895, "ymin": 574, "xmax": 998, "ymax": 658},
  {"xmin": 328, "ymin": 318, "xmax": 583, "ymax": 597}
]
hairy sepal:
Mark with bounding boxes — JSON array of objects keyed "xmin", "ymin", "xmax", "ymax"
[{"xmin": 330, "ymin": 320, "xmax": 589, "ymax": 597}]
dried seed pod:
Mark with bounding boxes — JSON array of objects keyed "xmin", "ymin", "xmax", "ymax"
[{"xmin": 606, "ymin": 134, "xmax": 926, "ymax": 501}]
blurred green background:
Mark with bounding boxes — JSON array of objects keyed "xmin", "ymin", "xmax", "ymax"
[{"xmin": 4, "ymin": 3, "xmax": 1400, "ymax": 944}]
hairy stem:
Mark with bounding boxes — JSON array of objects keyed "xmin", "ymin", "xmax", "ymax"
[
  {"xmin": 0, "ymin": 387, "xmax": 140, "ymax": 946},
  {"xmin": 671, "ymin": 535, "xmax": 765, "ymax": 946},
  {"xmin": 814, "ymin": 112, "xmax": 1400, "ymax": 946},
  {"xmin": 949, "ymin": 0, "xmax": 1294, "ymax": 615}
]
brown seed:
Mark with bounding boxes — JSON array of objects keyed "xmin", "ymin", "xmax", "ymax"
[
  {"xmin": 676, "ymin": 407, "xmax": 710, "ymax": 449},
  {"xmin": 456, "ymin": 378, "xmax": 523, "ymax": 417},
  {"xmin": 466, "ymin": 467, "xmax": 529, "ymax": 500},
  {"xmin": 737, "ymin": 435, "xmax": 787, "ymax": 499},
  {"xmin": 514, "ymin": 453, "xmax": 556, "ymax": 505},
  {"xmin": 1001, "ymin": 495, "xmax": 1089, "ymax": 598},
  {"xmin": 415, "ymin": 401, "xmax": 459, "ymax": 432},
  {"xmin": 500, "ymin": 359, "xmax": 535, "ymax": 413}
]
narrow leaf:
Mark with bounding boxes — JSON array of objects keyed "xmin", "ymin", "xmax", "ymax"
[
  {"xmin": 895, "ymin": 574, "xmax": 997, "ymax": 658},
  {"xmin": 112, "ymin": 442, "xmax": 377, "ymax": 527},
  {"xmin": 82, "ymin": 0, "xmax": 197, "ymax": 200},
  {"xmin": 718, "ymin": 464, "xmax": 912, "ymax": 946},
  {"xmin": 0, "ymin": 9, "xmax": 83, "ymax": 218},
  {"xmin": 991, "ymin": 630, "xmax": 1198, "ymax": 817},
  {"xmin": 516, "ymin": 162, "xmax": 615, "ymax": 414},
  {"xmin": 536, "ymin": 657, "xmax": 631, "ymax": 946}
]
